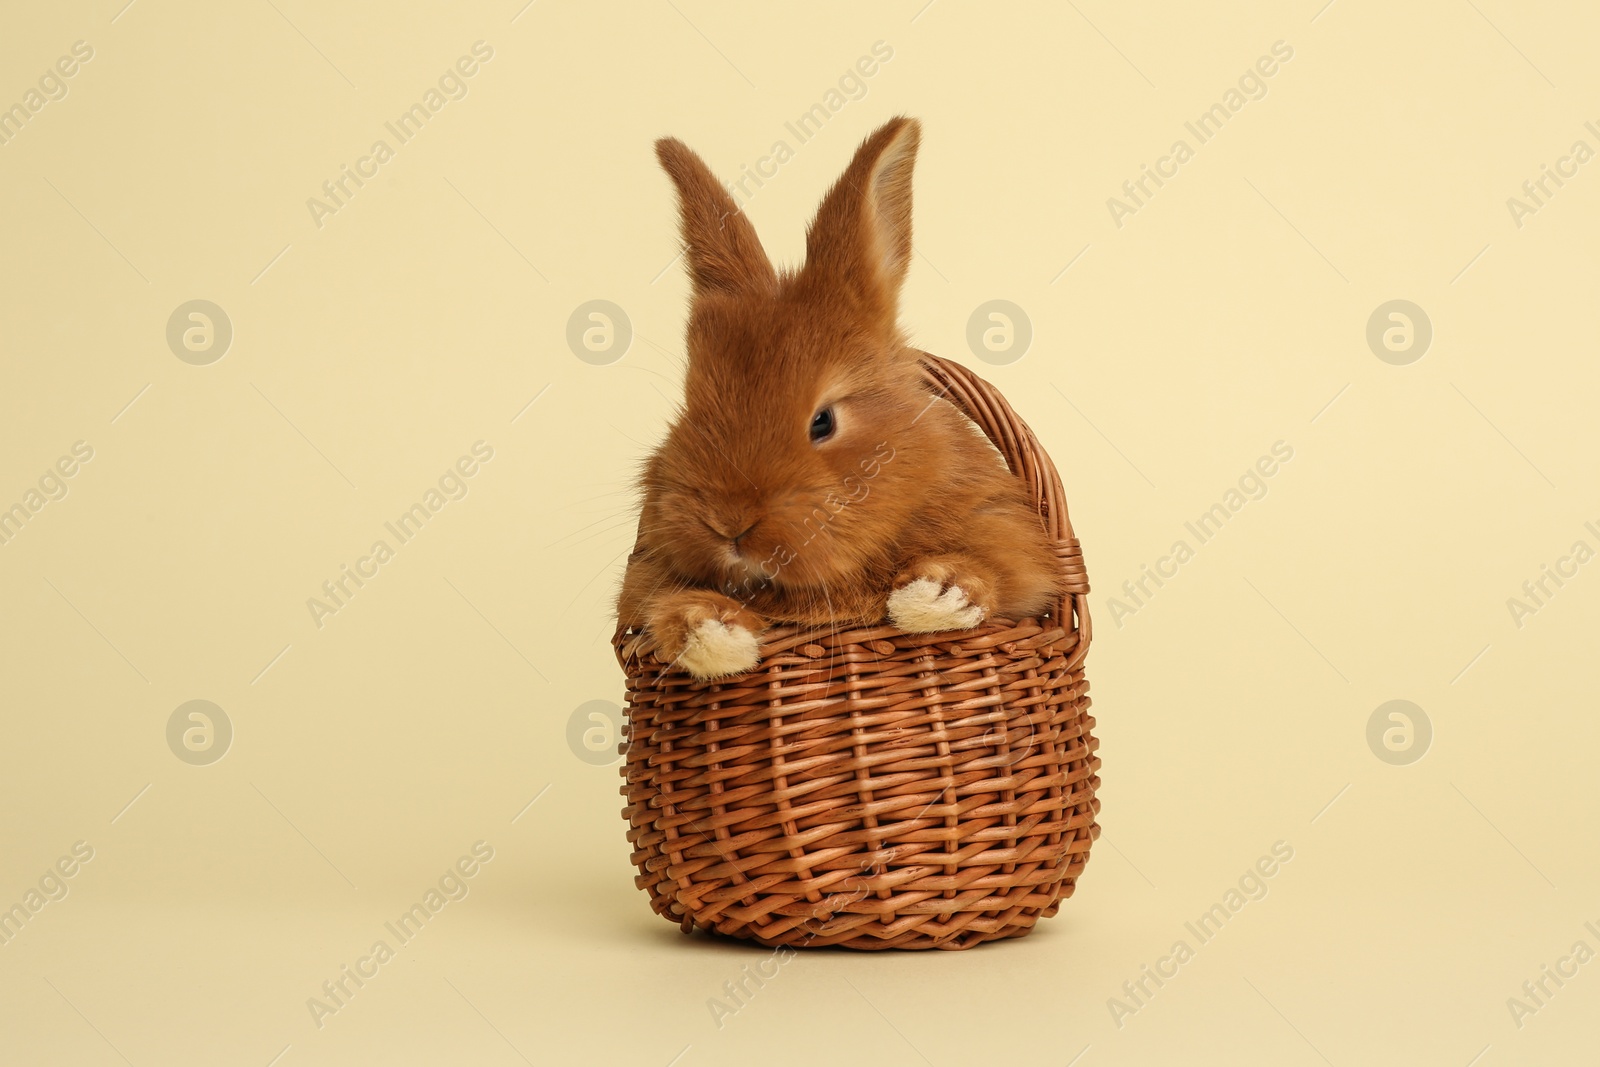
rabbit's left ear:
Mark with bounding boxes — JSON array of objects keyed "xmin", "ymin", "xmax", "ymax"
[
  {"xmin": 802, "ymin": 116, "xmax": 922, "ymax": 319},
  {"xmin": 656, "ymin": 137, "xmax": 777, "ymax": 299}
]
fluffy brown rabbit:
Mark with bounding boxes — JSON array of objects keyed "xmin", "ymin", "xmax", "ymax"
[{"xmin": 616, "ymin": 116, "xmax": 1061, "ymax": 679}]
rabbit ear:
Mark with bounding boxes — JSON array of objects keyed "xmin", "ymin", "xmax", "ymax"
[
  {"xmin": 802, "ymin": 116, "xmax": 922, "ymax": 318},
  {"xmin": 655, "ymin": 138, "xmax": 777, "ymax": 298}
]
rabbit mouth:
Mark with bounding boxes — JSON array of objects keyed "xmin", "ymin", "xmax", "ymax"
[{"xmin": 723, "ymin": 551, "xmax": 774, "ymax": 589}]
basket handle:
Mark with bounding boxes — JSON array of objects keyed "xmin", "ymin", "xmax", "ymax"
[{"xmin": 916, "ymin": 352, "xmax": 1092, "ymax": 667}]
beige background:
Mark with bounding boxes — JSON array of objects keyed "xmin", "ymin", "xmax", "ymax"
[{"xmin": 2, "ymin": 0, "xmax": 1597, "ymax": 1063}]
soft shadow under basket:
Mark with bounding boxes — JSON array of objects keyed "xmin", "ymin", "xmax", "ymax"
[{"xmin": 612, "ymin": 353, "xmax": 1099, "ymax": 950}]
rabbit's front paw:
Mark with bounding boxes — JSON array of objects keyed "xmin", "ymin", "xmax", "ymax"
[
  {"xmin": 648, "ymin": 593, "xmax": 765, "ymax": 679},
  {"xmin": 678, "ymin": 616, "xmax": 760, "ymax": 678},
  {"xmin": 888, "ymin": 558, "xmax": 996, "ymax": 632},
  {"xmin": 888, "ymin": 578, "xmax": 984, "ymax": 631}
]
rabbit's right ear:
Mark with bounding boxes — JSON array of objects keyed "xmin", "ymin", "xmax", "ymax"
[
  {"xmin": 655, "ymin": 138, "xmax": 777, "ymax": 299},
  {"xmin": 801, "ymin": 117, "xmax": 921, "ymax": 323}
]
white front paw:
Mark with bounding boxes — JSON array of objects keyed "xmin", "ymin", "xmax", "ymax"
[
  {"xmin": 677, "ymin": 617, "xmax": 761, "ymax": 679},
  {"xmin": 888, "ymin": 577, "xmax": 986, "ymax": 633}
]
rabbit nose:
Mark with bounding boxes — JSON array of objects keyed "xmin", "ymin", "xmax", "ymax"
[{"xmin": 707, "ymin": 517, "xmax": 758, "ymax": 545}]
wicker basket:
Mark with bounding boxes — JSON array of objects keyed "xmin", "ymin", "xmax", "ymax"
[{"xmin": 612, "ymin": 354, "xmax": 1098, "ymax": 950}]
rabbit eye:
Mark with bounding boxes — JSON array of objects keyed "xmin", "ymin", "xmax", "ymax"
[{"xmin": 808, "ymin": 406, "xmax": 836, "ymax": 444}]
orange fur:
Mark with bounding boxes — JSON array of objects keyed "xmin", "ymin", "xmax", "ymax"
[{"xmin": 617, "ymin": 117, "xmax": 1060, "ymax": 676}]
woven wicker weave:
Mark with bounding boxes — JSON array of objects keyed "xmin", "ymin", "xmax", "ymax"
[{"xmin": 612, "ymin": 353, "xmax": 1098, "ymax": 950}]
